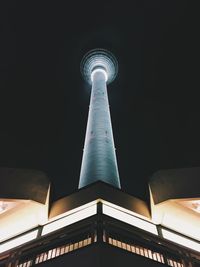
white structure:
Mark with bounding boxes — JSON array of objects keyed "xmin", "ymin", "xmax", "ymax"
[{"xmin": 79, "ymin": 49, "xmax": 121, "ymax": 189}]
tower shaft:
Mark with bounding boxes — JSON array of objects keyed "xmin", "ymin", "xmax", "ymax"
[{"xmin": 79, "ymin": 70, "xmax": 121, "ymax": 189}]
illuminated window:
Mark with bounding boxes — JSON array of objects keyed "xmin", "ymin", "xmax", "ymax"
[
  {"xmin": 17, "ymin": 234, "xmax": 94, "ymax": 266},
  {"xmin": 107, "ymin": 236, "xmax": 182, "ymax": 267},
  {"xmin": 127, "ymin": 244, "xmax": 131, "ymax": 251},
  {"xmin": 60, "ymin": 246, "xmax": 65, "ymax": 255}
]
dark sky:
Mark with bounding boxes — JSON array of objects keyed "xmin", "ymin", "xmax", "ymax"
[{"xmin": 0, "ymin": 1, "xmax": 200, "ymax": 201}]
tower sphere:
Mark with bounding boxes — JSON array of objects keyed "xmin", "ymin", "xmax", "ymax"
[{"xmin": 80, "ymin": 49, "xmax": 118, "ymax": 84}]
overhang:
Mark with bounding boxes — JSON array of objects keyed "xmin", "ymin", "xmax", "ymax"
[
  {"xmin": 0, "ymin": 167, "xmax": 50, "ymax": 242},
  {"xmin": 49, "ymin": 181, "xmax": 150, "ymax": 221},
  {"xmin": 149, "ymin": 167, "xmax": 200, "ymax": 241}
]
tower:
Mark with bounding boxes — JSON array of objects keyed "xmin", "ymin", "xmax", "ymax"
[
  {"xmin": 79, "ymin": 49, "xmax": 121, "ymax": 189},
  {"xmin": 0, "ymin": 49, "xmax": 200, "ymax": 267}
]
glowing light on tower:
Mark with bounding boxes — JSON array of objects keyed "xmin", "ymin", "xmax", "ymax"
[{"xmin": 79, "ymin": 49, "xmax": 121, "ymax": 189}]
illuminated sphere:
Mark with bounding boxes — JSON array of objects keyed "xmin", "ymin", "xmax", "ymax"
[{"xmin": 80, "ymin": 49, "xmax": 118, "ymax": 84}]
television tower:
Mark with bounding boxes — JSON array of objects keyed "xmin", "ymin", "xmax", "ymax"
[{"xmin": 79, "ymin": 49, "xmax": 121, "ymax": 189}]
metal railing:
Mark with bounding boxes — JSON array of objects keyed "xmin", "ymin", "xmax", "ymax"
[
  {"xmin": 16, "ymin": 229, "xmax": 185, "ymax": 267},
  {"xmin": 106, "ymin": 235, "xmax": 184, "ymax": 267},
  {"xmin": 1, "ymin": 217, "xmax": 199, "ymax": 267},
  {"xmin": 17, "ymin": 235, "xmax": 93, "ymax": 267}
]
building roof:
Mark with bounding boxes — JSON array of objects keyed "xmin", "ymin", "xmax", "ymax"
[
  {"xmin": 149, "ymin": 167, "xmax": 200, "ymax": 241},
  {"xmin": 0, "ymin": 167, "xmax": 50, "ymax": 242},
  {"xmin": 49, "ymin": 181, "xmax": 150, "ymax": 220},
  {"xmin": 0, "ymin": 167, "xmax": 50, "ymax": 204},
  {"xmin": 149, "ymin": 167, "xmax": 200, "ymax": 204}
]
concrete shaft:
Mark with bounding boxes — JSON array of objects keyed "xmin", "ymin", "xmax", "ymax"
[{"xmin": 79, "ymin": 70, "xmax": 121, "ymax": 189}]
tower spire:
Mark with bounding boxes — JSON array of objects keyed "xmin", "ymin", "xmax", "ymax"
[{"xmin": 79, "ymin": 49, "xmax": 121, "ymax": 189}]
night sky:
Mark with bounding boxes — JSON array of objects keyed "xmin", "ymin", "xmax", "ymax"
[{"xmin": 0, "ymin": 1, "xmax": 200, "ymax": 202}]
